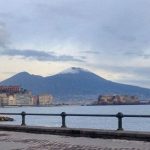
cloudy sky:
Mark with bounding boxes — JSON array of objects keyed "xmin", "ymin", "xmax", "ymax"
[{"xmin": 0, "ymin": 0, "xmax": 150, "ymax": 88}]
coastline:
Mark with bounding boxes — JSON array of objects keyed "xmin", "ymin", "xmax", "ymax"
[{"xmin": 0, "ymin": 103, "xmax": 150, "ymax": 108}]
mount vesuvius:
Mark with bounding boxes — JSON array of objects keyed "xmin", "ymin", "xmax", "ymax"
[{"xmin": 0, "ymin": 67, "xmax": 150, "ymax": 101}]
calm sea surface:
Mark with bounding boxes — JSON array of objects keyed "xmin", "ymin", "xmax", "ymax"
[{"xmin": 0, "ymin": 105, "xmax": 150, "ymax": 131}]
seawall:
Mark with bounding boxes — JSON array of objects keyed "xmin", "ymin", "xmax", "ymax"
[{"xmin": 0, "ymin": 124, "xmax": 149, "ymax": 141}]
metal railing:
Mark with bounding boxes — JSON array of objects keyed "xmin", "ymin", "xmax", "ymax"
[{"xmin": 0, "ymin": 112, "xmax": 150, "ymax": 130}]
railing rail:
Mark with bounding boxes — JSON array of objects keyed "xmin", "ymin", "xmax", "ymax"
[{"xmin": 0, "ymin": 112, "xmax": 150, "ymax": 130}]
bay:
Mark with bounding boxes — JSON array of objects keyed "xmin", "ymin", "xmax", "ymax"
[{"xmin": 0, "ymin": 105, "xmax": 150, "ymax": 131}]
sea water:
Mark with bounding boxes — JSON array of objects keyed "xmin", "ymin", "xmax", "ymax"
[{"xmin": 0, "ymin": 105, "xmax": 150, "ymax": 131}]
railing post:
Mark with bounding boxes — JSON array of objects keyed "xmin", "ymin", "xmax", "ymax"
[
  {"xmin": 116, "ymin": 112, "xmax": 123, "ymax": 131},
  {"xmin": 61, "ymin": 112, "xmax": 66, "ymax": 128},
  {"xmin": 21, "ymin": 111, "xmax": 26, "ymax": 126}
]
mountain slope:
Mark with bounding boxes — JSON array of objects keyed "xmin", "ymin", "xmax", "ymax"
[
  {"xmin": 0, "ymin": 72, "xmax": 46, "ymax": 94},
  {"xmin": 1, "ymin": 67, "xmax": 150, "ymax": 100}
]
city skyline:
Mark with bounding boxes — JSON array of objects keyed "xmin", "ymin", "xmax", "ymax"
[{"xmin": 0, "ymin": 0, "xmax": 150, "ymax": 88}]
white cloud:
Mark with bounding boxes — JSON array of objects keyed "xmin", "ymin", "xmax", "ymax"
[
  {"xmin": 1, "ymin": 49, "xmax": 83, "ymax": 62},
  {"xmin": 0, "ymin": 0, "xmax": 150, "ymax": 88}
]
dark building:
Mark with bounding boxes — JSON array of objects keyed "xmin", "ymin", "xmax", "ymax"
[{"xmin": 0, "ymin": 85, "xmax": 21, "ymax": 94}]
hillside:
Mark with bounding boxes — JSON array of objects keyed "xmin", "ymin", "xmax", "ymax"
[{"xmin": 1, "ymin": 67, "xmax": 150, "ymax": 101}]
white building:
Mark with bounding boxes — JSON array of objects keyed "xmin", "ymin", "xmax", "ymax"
[
  {"xmin": 8, "ymin": 94, "xmax": 16, "ymax": 105},
  {"xmin": 39, "ymin": 94, "xmax": 53, "ymax": 106},
  {"xmin": 16, "ymin": 92, "xmax": 32, "ymax": 105},
  {"xmin": 0, "ymin": 93, "xmax": 8, "ymax": 106}
]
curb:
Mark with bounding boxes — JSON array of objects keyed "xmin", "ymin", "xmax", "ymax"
[{"xmin": 0, "ymin": 124, "xmax": 150, "ymax": 141}]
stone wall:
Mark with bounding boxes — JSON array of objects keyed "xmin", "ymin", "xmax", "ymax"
[{"xmin": 98, "ymin": 95, "xmax": 139, "ymax": 105}]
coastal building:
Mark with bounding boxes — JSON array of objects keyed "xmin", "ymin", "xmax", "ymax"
[
  {"xmin": 98, "ymin": 95, "xmax": 139, "ymax": 105},
  {"xmin": 39, "ymin": 94, "xmax": 53, "ymax": 106},
  {"xmin": 32, "ymin": 95, "xmax": 39, "ymax": 105},
  {"xmin": 8, "ymin": 94, "xmax": 16, "ymax": 105},
  {"xmin": 0, "ymin": 85, "xmax": 53, "ymax": 106},
  {"xmin": 0, "ymin": 85, "xmax": 21, "ymax": 94},
  {"xmin": 0, "ymin": 92, "xmax": 32, "ymax": 106},
  {"xmin": 16, "ymin": 91, "xmax": 32, "ymax": 105},
  {"xmin": 0, "ymin": 93, "xmax": 8, "ymax": 106}
]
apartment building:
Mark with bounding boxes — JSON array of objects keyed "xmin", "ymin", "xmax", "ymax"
[
  {"xmin": 39, "ymin": 94, "xmax": 53, "ymax": 106},
  {"xmin": 16, "ymin": 92, "xmax": 32, "ymax": 105},
  {"xmin": 0, "ymin": 85, "xmax": 21, "ymax": 93},
  {"xmin": 0, "ymin": 93, "xmax": 8, "ymax": 106},
  {"xmin": 0, "ymin": 85, "xmax": 53, "ymax": 106},
  {"xmin": 8, "ymin": 94, "xmax": 16, "ymax": 105},
  {"xmin": 31, "ymin": 95, "xmax": 38, "ymax": 105}
]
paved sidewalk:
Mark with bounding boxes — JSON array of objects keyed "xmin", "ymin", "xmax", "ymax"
[{"xmin": 0, "ymin": 131, "xmax": 149, "ymax": 150}]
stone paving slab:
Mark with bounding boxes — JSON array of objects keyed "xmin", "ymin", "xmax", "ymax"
[{"xmin": 0, "ymin": 131, "xmax": 150, "ymax": 150}]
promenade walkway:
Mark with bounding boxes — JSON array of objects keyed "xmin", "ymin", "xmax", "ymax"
[{"xmin": 0, "ymin": 131, "xmax": 150, "ymax": 150}]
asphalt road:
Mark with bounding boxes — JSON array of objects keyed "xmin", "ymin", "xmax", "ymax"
[{"xmin": 0, "ymin": 131, "xmax": 149, "ymax": 150}]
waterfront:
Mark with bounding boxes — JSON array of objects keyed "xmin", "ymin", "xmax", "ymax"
[
  {"xmin": 1, "ymin": 131, "xmax": 149, "ymax": 150},
  {"xmin": 0, "ymin": 105, "xmax": 150, "ymax": 131}
]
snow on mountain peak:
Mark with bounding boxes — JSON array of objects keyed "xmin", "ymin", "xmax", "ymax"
[{"xmin": 60, "ymin": 67, "xmax": 89, "ymax": 74}]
